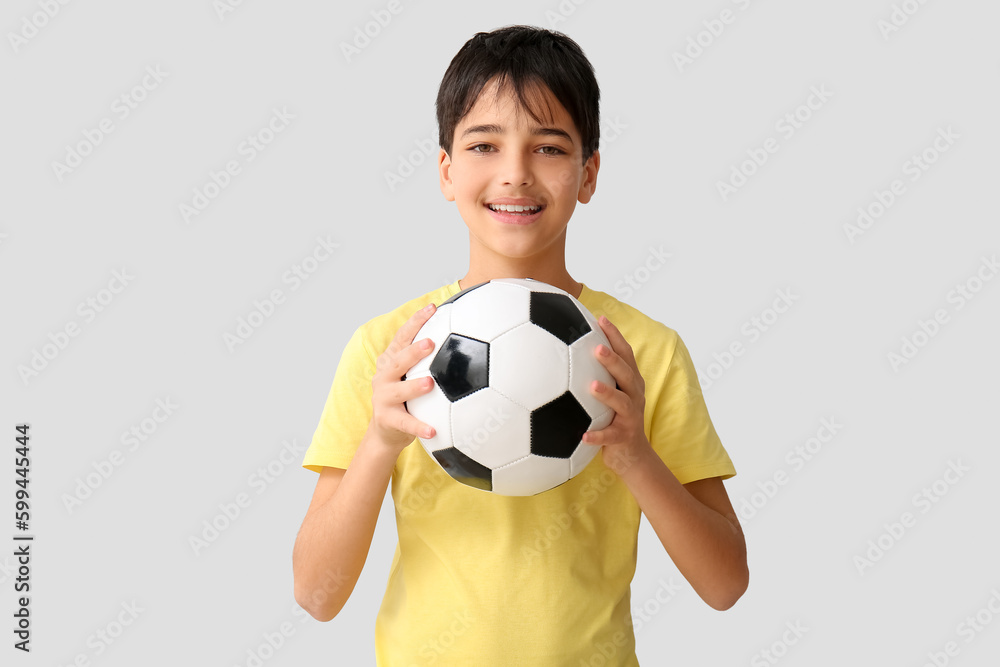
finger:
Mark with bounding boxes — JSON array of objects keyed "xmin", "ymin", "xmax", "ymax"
[
  {"xmin": 387, "ymin": 375, "xmax": 435, "ymax": 405},
  {"xmin": 594, "ymin": 344, "xmax": 637, "ymax": 397},
  {"xmin": 393, "ymin": 407, "xmax": 436, "ymax": 440},
  {"xmin": 383, "ymin": 303, "xmax": 438, "ymax": 362},
  {"xmin": 379, "ymin": 304, "xmax": 438, "ymax": 373},
  {"xmin": 598, "ymin": 316, "xmax": 638, "ymax": 369},
  {"xmin": 588, "ymin": 377, "xmax": 629, "ymax": 416},
  {"xmin": 389, "ymin": 337, "xmax": 437, "ymax": 379},
  {"xmin": 582, "ymin": 422, "xmax": 619, "ymax": 446},
  {"xmin": 398, "ymin": 302, "xmax": 437, "ymax": 345}
]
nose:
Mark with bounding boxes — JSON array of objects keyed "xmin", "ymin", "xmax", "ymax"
[{"xmin": 499, "ymin": 150, "xmax": 533, "ymax": 187}]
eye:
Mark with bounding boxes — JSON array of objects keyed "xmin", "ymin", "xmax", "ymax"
[
  {"xmin": 470, "ymin": 144, "xmax": 494, "ymax": 153},
  {"xmin": 539, "ymin": 146, "xmax": 566, "ymax": 156}
]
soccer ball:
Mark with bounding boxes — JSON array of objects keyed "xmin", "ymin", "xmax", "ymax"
[{"xmin": 403, "ymin": 278, "xmax": 614, "ymax": 496}]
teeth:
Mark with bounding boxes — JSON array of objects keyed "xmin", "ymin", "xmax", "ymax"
[{"xmin": 489, "ymin": 204, "xmax": 541, "ymax": 212}]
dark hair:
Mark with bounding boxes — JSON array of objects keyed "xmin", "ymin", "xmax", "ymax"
[{"xmin": 436, "ymin": 25, "xmax": 600, "ymax": 164}]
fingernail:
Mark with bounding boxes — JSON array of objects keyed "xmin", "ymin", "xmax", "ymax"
[
  {"xmin": 420, "ymin": 338, "xmax": 432, "ymax": 349},
  {"xmin": 423, "ymin": 427, "xmax": 435, "ymax": 438},
  {"xmin": 598, "ymin": 345, "xmax": 610, "ymax": 357},
  {"xmin": 422, "ymin": 303, "xmax": 435, "ymax": 313}
]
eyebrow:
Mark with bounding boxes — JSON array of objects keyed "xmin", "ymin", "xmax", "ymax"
[{"xmin": 460, "ymin": 123, "xmax": 574, "ymax": 143}]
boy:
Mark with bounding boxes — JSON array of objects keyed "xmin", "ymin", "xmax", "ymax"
[{"xmin": 293, "ymin": 25, "xmax": 748, "ymax": 666}]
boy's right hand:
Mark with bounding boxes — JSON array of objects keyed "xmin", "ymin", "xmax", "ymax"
[{"xmin": 369, "ymin": 302, "xmax": 438, "ymax": 454}]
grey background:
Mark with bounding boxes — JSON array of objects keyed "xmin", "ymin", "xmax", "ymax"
[{"xmin": 2, "ymin": 0, "xmax": 998, "ymax": 665}]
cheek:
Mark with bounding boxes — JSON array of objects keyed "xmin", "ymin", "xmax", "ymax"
[
  {"xmin": 455, "ymin": 173, "xmax": 489, "ymax": 204},
  {"xmin": 455, "ymin": 183, "xmax": 481, "ymax": 207},
  {"xmin": 544, "ymin": 166, "xmax": 581, "ymax": 200}
]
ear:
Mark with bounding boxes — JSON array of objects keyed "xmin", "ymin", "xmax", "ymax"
[
  {"xmin": 439, "ymin": 148, "xmax": 455, "ymax": 202},
  {"xmin": 577, "ymin": 149, "xmax": 600, "ymax": 204}
]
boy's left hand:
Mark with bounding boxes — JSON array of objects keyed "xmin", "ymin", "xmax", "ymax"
[{"xmin": 582, "ymin": 315, "xmax": 649, "ymax": 473}]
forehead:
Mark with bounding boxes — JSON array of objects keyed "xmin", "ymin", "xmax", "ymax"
[{"xmin": 459, "ymin": 78, "xmax": 574, "ymax": 134}]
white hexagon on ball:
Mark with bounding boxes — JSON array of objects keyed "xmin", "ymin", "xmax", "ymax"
[
  {"xmin": 492, "ymin": 454, "xmax": 570, "ymax": 497},
  {"xmin": 449, "ymin": 281, "xmax": 530, "ymax": 343},
  {"xmin": 490, "ymin": 322, "xmax": 569, "ymax": 410},
  {"xmin": 450, "ymin": 388, "xmax": 530, "ymax": 469}
]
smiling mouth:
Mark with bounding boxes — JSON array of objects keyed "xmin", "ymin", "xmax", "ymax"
[{"xmin": 485, "ymin": 203, "xmax": 544, "ymax": 216}]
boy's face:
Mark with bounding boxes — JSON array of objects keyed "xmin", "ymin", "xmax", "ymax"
[{"xmin": 438, "ymin": 78, "xmax": 599, "ymax": 265}]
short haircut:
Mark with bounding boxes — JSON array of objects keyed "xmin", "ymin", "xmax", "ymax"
[{"xmin": 436, "ymin": 25, "xmax": 600, "ymax": 164}]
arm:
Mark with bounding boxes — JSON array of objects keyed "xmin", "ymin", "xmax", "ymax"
[
  {"xmin": 291, "ymin": 433, "xmax": 397, "ymax": 621},
  {"xmin": 581, "ymin": 316, "xmax": 748, "ymax": 610},
  {"xmin": 292, "ymin": 303, "xmax": 440, "ymax": 621},
  {"xmin": 617, "ymin": 454, "xmax": 747, "ymax": 610}
]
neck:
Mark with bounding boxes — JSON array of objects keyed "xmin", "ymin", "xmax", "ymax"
[
  {"xmin": 460, "ymin": 229, "xmax": 582, "ymax": 298},
  {"xmin": 459, "ymin": 263, "xmax": 581, "ymax": 299}
]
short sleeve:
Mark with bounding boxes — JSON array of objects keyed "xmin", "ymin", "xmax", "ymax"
[
  {"xmin": 648, "ymin": 333, "xmax": 736, "ymax": 484},
  {"xmin": 302, "ymin": 325, "xmax": 377, "ymax": 473}
]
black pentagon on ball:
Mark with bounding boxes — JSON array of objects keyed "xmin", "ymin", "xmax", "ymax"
[
  {"xmin": 530, "ymin": 391, "xmax": 592, "ymax": 459},
  {"xmin": 529, "ymin": 292, "xmax": 591, "ymax": 345},
  {"xmin": 433, "ymin": 447, "xmax": 492, "ymax": 491},
  {"xmin": 429, "ymin": 334, "xmax": 489, "ymax": 402}
]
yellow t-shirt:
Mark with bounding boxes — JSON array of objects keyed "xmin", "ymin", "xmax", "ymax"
[{"xmin": 302, "ymin": 280, "xmax": 736, "ymax": 666}]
